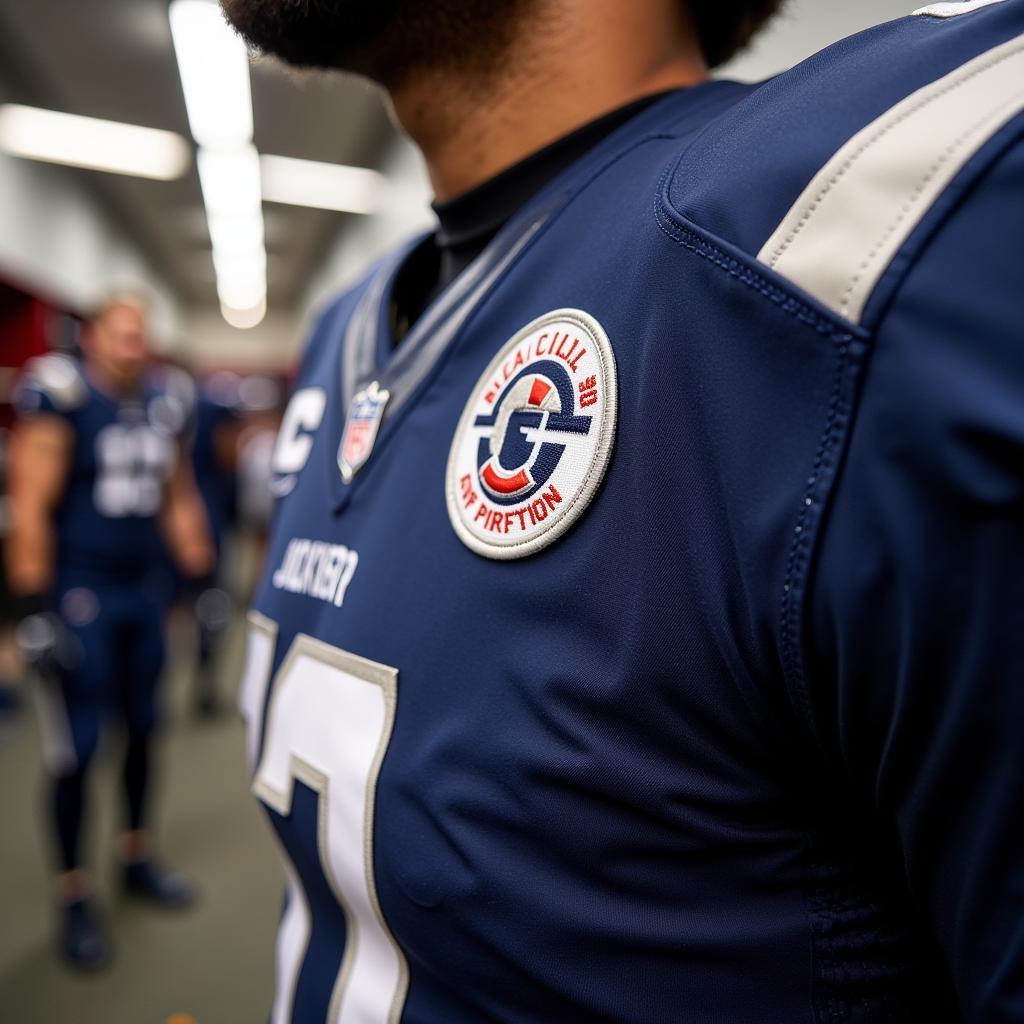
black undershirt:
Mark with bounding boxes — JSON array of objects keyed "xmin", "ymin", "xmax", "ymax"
[{"xmin": 390, "ymin": 91, "xmax": 672, "ymax": 344}]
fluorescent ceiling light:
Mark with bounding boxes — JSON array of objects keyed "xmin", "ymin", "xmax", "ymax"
[
  {"xmin": 218, "ymin": 283, "xmax": 266, "ymax": 311},
  {"xmin": 212, "ymin": 249, "xmax": 266, "ymax": 282},
  {"xmin": 169, "ymin": 0, "xmax": 253, "ymax": 150},
  {"xmin": 218, "ymin": 279, "xmax": 266, "ymax": 311},
  {"xmin": 167, "ymin": 1, "xmax": 266, "ymax": 329},
  {"xmin": 0, "ymin": 104, "xmax": 190, "ymax": 180},
  {"xmin": 221, "ymin": 298, "xmax": 266, "ymax": 330},
  {"xmin": 197, "ymin": 144, "xmax": 265, "ymax": 325},
  {"xmin": 260, "ymin": 154, "xmax": 384, "ymax": 214},
  {"xmin": 207, "ymin": 212, "xmax": 264, "ymax": 255},
  {"xmin": 197, "ymin": 145, "xmax": 262, "ymax": 217}
]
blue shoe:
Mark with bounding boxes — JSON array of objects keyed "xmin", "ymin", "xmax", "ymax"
[
  {"xmin": 123, "ymin": 859, "xmax": 196, "ymax": 909},
  {"xmin": 60, "ymin": 898, "xmax": 109, "ymax": 970}
]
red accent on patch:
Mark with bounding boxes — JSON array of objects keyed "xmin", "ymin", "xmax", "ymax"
[
  {"xmin": 528, "ymin": 378, "xmax": 552, "ymax": 407},
  {"xmin": 481, "ymin": 462, "xmax": 531, "ymax": 495},
  {"xmin": 342, "ymin": 421, "xmax": 372, "ymax": 468}
]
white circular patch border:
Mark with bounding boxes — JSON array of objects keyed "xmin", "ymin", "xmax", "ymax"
[{"xmin": 446, "ymin": 307, "xmax": 618, "ymax": 560}]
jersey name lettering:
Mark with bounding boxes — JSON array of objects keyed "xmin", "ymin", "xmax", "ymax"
[{"xmin": 271, "ymin": 539, "xmax": 360, "ymax": 608}]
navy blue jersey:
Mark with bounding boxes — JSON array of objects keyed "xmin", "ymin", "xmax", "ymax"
[
  {"xmin": 241, "ymin": 4, "xmax": 1024, "ymax": 1022},
  {"xmin": 191, "ymin": 386, "xmax": 237, "ymax": 554},
  {"xmin": 15, "ymin": 355, "xmax": 187, "ymax": 577}
]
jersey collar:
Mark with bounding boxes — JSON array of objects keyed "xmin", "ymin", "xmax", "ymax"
[{"xmin": 326, "ymin": 82, "xmax": 744, "ymax": 514}]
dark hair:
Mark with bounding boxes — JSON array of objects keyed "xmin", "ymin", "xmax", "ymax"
[{"xmin": 687, "ymin": 0, "xmax": 787, "ymax": 68}]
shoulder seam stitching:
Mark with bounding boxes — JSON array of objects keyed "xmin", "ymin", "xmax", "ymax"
[{"xmin": 654, "ymin": 176, "xmax": 856, "ymax": 740}]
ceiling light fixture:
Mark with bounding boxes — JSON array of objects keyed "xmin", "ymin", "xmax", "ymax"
[
  {"xmin": 206, "ymin": 212, "xmax": 265, "ymax": 255},
  {"xmin": 198, "ymin": 145, "xmax": 266, "ymax": 320},
  {"xmin": 197, "ymin": 145, "xmax": 263, "ymax": 216},
  {"xmin": 260, "ymin": 154, "xmax": 384, "ymax": 214},
  {"xmin": 169, "ymin": 0, "xmax": 254, "ymax": 151},
  {"xmin": 0, "ymin": 104, "xmax": 190, "ymax": 180},
  {"xmin": 220, "ymin": 298, "xmax": 267, "ymax": 331},
  {"xmin": 217, "ymin": 276, "xmax": 267, "ymax": 311},
  {"xmin": 169, "ymin": 0, "xmax": 266, "ymax": 330}
]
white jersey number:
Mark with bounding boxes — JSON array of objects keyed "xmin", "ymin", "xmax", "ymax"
[
  {"xmin": 94, "ymin": 424, "xmax": 173, "ymax": 517},
  {"xmin": 240, "ymin": 615, "xmax": 409, "ymax": 1024}
]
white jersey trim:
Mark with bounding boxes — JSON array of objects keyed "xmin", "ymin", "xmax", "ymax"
[
  {"xmin": 758, "ymin": 31, "xmax": 1024, "ymax": 324},
  {"xmin": 913, "ymin": 0, "xmax": 1010, "ymax": 18}
]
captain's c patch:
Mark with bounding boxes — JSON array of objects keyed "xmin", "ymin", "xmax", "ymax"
[{"xmin": 446, "ymin": 308, "xmax": 617, "ymax": 560}]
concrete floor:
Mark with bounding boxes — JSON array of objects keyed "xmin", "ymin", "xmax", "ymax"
[{"xmin": 0, "ymin": 616, "xmax": 283, "ymax": 1024}]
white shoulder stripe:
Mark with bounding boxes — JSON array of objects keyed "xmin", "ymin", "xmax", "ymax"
[
  {"xmin": 758, "ymin": 32, "xmax": 1024, "ymax": 323},
  {"xmin": 913, "ymin": 0, "xmax": 1010, "ymax": 18}
]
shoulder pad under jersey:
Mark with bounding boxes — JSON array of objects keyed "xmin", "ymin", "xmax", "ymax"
[
  {"xmin": 667, "ymin": 0, "xmax": 1023, "ymax": 327},
  {"xmin": 15, "ymin": 353, "xmax": 87, "ymax": 414}
]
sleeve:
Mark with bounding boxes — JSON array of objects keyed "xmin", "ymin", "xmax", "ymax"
[
  {"xmin": 12, "ymin": 354, "xmax": 85, "ymax": 420},
  {"xmin": 802, "ymin": 136, "xmax": 1024, "ymax": 1020}
]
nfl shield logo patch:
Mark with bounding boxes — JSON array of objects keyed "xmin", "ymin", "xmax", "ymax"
[{"xmin": 338, "ymin": 380, "xmax": 390, "ymax": 483}]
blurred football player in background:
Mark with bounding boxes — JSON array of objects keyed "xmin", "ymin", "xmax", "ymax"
[
  {"xmin": 234, "ymin": 375, "xmax": 284, "ymax": 582},
  {"xmin": 6, "ymin": 293, "xmax": 213, "ymax": 969},
  {"xmin": 0, "ymin": 431, "xmax": 23, "ymax": 731},
  {"xmin": 184, "ymin": 371, "xmax": 241, "ymax": 718}
]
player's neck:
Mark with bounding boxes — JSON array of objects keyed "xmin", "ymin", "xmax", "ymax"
[
  {"xmin": 387, "ymin": 4, "xmax": 708, "ymax": 202},
  {"xmin": 85, "ymin": 360, "xmax": 139, "ymax": 400}
]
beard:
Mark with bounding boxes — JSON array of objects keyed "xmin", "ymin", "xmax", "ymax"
[{"xmin": 220, "ymin": 0, "xmax": 534, "ymax": 88}]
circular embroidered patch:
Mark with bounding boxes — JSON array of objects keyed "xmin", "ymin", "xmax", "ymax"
[{"xmin": 446, "ymin": 308, "xmax": 617, "ymax": 559}]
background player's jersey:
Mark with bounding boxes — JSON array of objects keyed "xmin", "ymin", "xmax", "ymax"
[
  {"xmin": 15, "ymin": 355, "xmax": 187, "ymax": 577},
  {"xmin": 243, "ymin": 4, "xmax": 1024, "ymax": 1022},
  {"xmin": 190, "ymin": 382, "xmax": 238, "ymax": 556}
]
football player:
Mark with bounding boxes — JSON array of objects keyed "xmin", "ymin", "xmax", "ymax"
[
  {"xmin": 7, "ymin": 294, "xmax": 214, "ymax": 969},
  {"xmin": 224, "ymin": 0, "xmax": 1024, "ymax": 1020},
  {"xmin": 186, "ymin": 373, "xmax": 241, "ymax": 718}
]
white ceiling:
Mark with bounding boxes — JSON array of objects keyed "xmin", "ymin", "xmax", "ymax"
[
  {"xmin": 0, "ymin": 0, "xmax": 398, "ymax": 312},
  {"xmin": 722, "ymin": 0, "xmax": 915, "ymax": 80}
]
